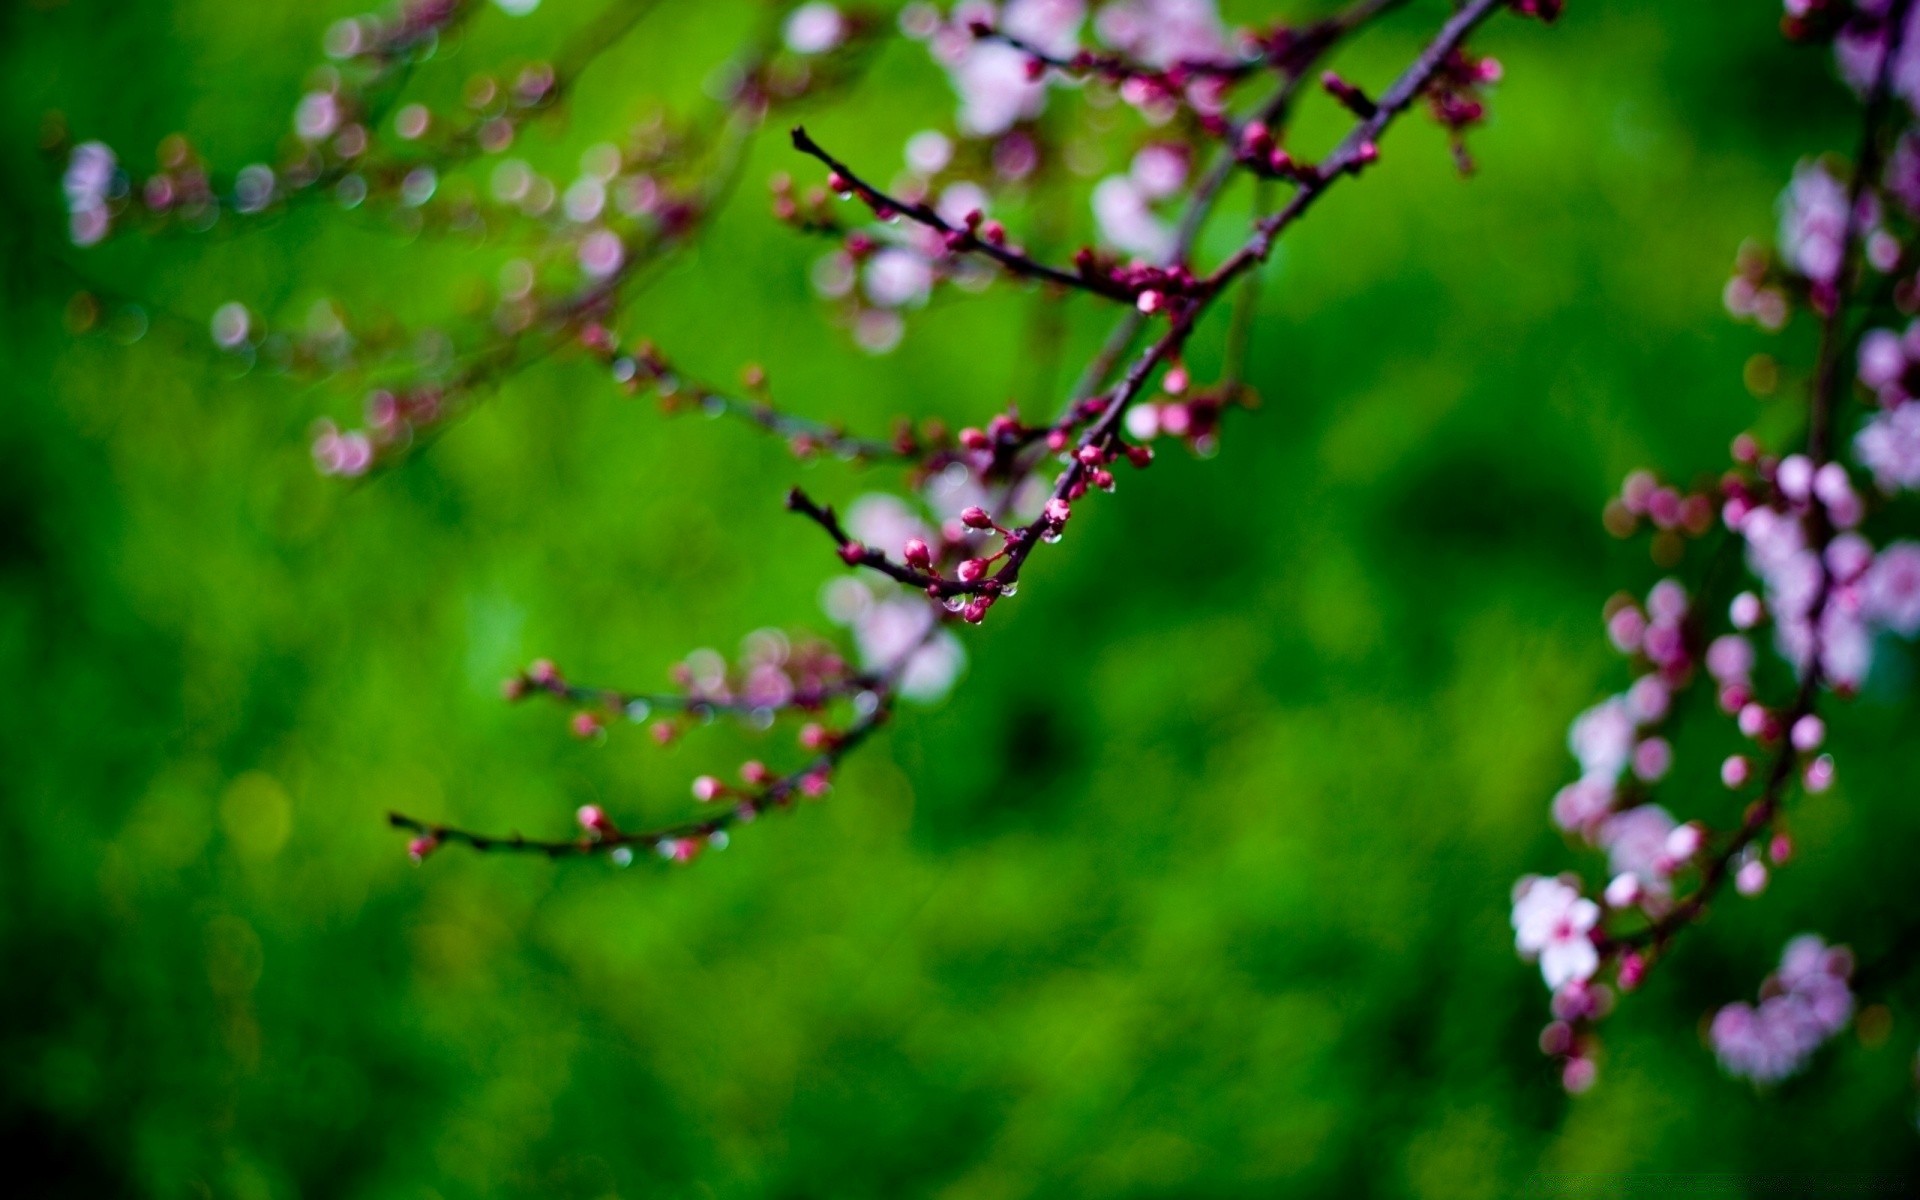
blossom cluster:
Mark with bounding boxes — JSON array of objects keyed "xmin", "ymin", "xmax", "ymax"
[
  {"xmin": 1710, "ymin": 935, "xmax": 1857, "ymax": 1085},
  {"xmin": 1513, "ymin": 0, "xmax": 1920, "ymax": 1094}
]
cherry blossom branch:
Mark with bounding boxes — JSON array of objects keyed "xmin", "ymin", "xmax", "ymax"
[
  {"xmin": 789, "ymin": 126, "xmax": 1142, "ymax": 303},
  {"xmin": 387, "ymin": 697, "xmax": 890, "ymax": 863},
  {"xmin": 587, "ymin": 337, "xmax": 916, "ymax": 463},
  {"xmin": 1207, "ymin": 0, "xmax": 1511, "ymax": 290},
  {"xmin": 1603, "ymin": 0, "xmax": 1914, "ymax": 959},
  {"xmin": 786, "ymin": 0, "xmax": 1515, "ymax": 619},
  {"xmin": 1069, "ymin": 0, "xmax": 1410, "ymax": 401},
  {"xmin": 378, "ymin": 0, "xmax": 1537, "ymax": 867}
]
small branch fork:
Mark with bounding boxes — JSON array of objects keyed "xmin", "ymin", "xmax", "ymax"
[{"xmin": 394, "ymin": 0, "xmax": 1534, "ymax": 865}]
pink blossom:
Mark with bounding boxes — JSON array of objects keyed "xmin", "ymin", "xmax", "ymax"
[
  {"xmin": 1512, "ymin": 876, "xmax": 1601, "ymax": 989},
  {"xmin": 63, "ymin": 141, "xmax": 117, "ymax": 246},
  {"xmin": 1706, "ymin": 634, "xmax": 1754, "ymax": 684},
  {"xmin": 1568, "ymin": 696, "xmax": 1635, "ymax": 783},
  {"xmin": 1856, "ymin": 402, "xmax": 1920, "ymax": 492},
  {"xmin": 1095, "ymin": 0, "xmax": 1227, "ymax": 70},
  {"xmin": 1598, "ymin": 804, "xmax": 1677, "ymax": 894},
  {"xmin": 1710, "ymin": 934, "xmax": 1853, "ymax": 1084},
  {"xmin": 1865, "ymin": 541, "xmax": 1920, "ymax": 634},
  {"xmin": 1836, "ymin": 2, "xmax": 1920, "ymax": 114},
  {"xmin": 863, "ymin": 247, "xmax": 935, "ymax": 308},
  {"xmin": 784, "ymin": 3, "xmax": 846, "ymax": 55},
  {"xmin": 1778, "ymin": 161, "xmax": 1879, "ymax": 285},
  {"xmin": 578, "ymin": 228, "xmax": 625, "ymax": 278},
  {"xmin": 1551, "ymin": 777, "xmax": 1613, "ymax": 836},
  {"xmin": 1092, "ymin": 175, "xmax": 1173, "ymax": 261}
]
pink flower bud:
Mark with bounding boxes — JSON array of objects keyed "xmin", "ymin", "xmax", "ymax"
[
  {"xmin": 1775, "ymin": 454, "xmax": 1813, "ymax": 502},
  {"xmin": 1664, "ymin": 823, "xmax": 1703, "ymax": 862},
  {"xmin": 528, "ymin": 658, "xmax": 561, "ymax": 687},
  {"xmin": 1539, "ymin": 1020, "xmax": 1574, "ymax": 1056},
  {"xmin": 1632, "ymin": 737, "xmax": 1672, "ymax": 782},
  {"xmin": 1790, "ymin": 714, "xmax": 1825, "ymax": 752},
  {"xmin": 741, "ymin": 760, "xmax": 772, "ymax": 785},
  {"xmin": 959, "ymin": 427, "xmax": 991, "ymax": 451},
  {"xmin": 1735, "ymin": 859, "xmax": 1768, "ymax": 896},
  {"xmin": 1618, "ymin": 951, "xmax": 1646, "ymax": 991},
  {"xmin": 651, "ymin": 720, "xmax": 678, "ymax": 745},
  {"xmin": 1604, "ymin": 873, "xmax": 1641, "ymax": 909},
  {"xmin": 692, "ymin": 775, "xmax": 724, "ymax": 802},
  {"xmin": 1803, "ymin": 753, "xmax": 1835, "ymax": 793},
  {"xmin": 570, "ymin": 711, "xmax": 602, "ymax": 739},
  {"xmin": 1721, "ymin": 755, "xmax": 1751, "ymax": 788},
  {"xmin": 962, "ymin": 597, "xmax": 992, "ymax": 624},
  {"xmin": 1136, "ymin": 289, "xmax": 1162, "ymax": 314},
  {"xmin": 1044, "ymin": 498, "xmax": 1071, "ymax": 524},
  {"xmin": 1769, "ymin": 833, "xmax": 1794, "ymax": 864},
  {"xmin": 839, "ymin": 540, "xmax": 867, "ymax": 566},
  {"xmin": 799, "ymin": 770, "xmax": 831, "ymax": 797},
  {"xmin": 1562, "ymin": 1056, "xmax": 1597, "ymax": 1094},
  {"xmin": 407, "ymin": 835, "xmax": 438, "ymax": 863},
  {"xmin": 903, "ymin": 538, "xmax": 933, "ymax": 570},
  {"xmin": 1729, "ymin": 591, "xmax": 1763, "ymax": 630},
  {"xmin": 961, "ymin": 506, "xmax": 993, "ymax": 529},
  {"xmin": 957, "ymin": 558, "xmax": 988, "ymax": 583},
  {"xmin": 577, "ymin": 805, "xmax": 611, "ymax": 835},
  {"xmin": 799, "ymin": 722, "xmax": 832, "ymax": 750}
]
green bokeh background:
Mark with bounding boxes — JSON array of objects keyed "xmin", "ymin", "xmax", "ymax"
[{"xmin": 5, "ymin": 0, "xmax": 1920, "ymax": 1195}]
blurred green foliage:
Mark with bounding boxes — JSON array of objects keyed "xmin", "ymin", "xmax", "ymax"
[{"xmin": 4, "ymin": 0, "xmax": 1920, "ymax": 1196}]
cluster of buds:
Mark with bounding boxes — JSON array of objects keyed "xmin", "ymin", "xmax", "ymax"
[{"xmin": 1420, "ymin": 49, "xmax": 1502, "ymax": 172}]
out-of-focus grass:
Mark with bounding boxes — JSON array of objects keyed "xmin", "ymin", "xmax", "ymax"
[{"xmin": 3, "ymin": 2, "xmax": 1918, "ymax": 1197}]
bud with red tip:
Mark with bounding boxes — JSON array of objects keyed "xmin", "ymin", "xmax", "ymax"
[
  {"xmin": 1618, "ymin": 952, "xmax": 1647, "ymax": 992},
  {"xmin": 571, "ymin": 711, "xmax": 603, "ymax": 739},
  {"xmin": 741, "ymin": 760, "xmax": 773, "ymax": 785},
  {"xmin": 904, "ymin": 537, "xmax": 933, "ymax": 570},
  {"xmin": 528, "ymin": 658, "xmax": 561, "ymax": 688},
  {"xmin": 961, "ymin": 506, "xmax": 993, "ymax": 529},
  {"xmin": 577, "ymin": 804, "xmax": 612, "ymax": 836},
  {"xmin": 839, "ymin": 540, "xmax": 867, "ymax": 566},
  {"xmin": 407, "ymin": 835, "xmax": 438, "ymax": 864},
  {"xmin": 692, "ymin": 774, "xmax": 724, "ymax": 802}
]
